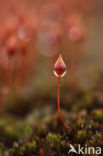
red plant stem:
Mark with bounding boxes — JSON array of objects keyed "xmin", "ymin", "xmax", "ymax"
[
  {"xmin": 0, "ymin": 59, "xmax": 11, "ymax": 115},
  {"xmin": 0, "ymin": 91, "xmax": 8, "ymax": 115},
  {"xmin": 7, "ymin": 59, "xmax": 12, "ymax": 88},
  {"xmin": 15, "ymin": 55, "xmax": 25, "ymax": 88},
  {"xmin": 20, "ymin": 55, "xmax": 25, "ymax": 85},
  {"xmin": 57, "ymin": 76, "xmax": 68, "ymax": 132}
]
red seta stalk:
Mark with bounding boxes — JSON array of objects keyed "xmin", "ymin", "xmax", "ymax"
[
  {"xmin": 0, "ymin": 56, "xmax": 12, "ymax": 115},
  {"xmin": 57, "ymin": 76, "xmax": 67, "ymax": 131},
  {"xmin": 54, "ymin": 54, "xmax": 68, "ymax": 132}
]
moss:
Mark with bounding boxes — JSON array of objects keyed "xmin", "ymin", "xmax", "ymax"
[
  {"xmin": 87, "ymin": 121, "xmax": 99, "ymax": 131},
  {"xmin": 26, "ymin": 141, "xmax": 37, "ymax": 151},
  {"xmin": 15, "ymin": 123, "xmax": 34, "ymax": 140},
  {"xmin": 59, "ymin": 140, "xmax": 69, "ymax": 154},
  {"xmin": 76, "ymin": 119, "xmax": 86, "ymax": 129},
  {"xmin": 46, "ymin": 133, "xmax": 62, "ymax": 151},
  {"xmin": 92, "ymin": 110, "xmax": 103, "ymax": 122},
  {"xmin": 0, "ymin": 143, "xmax": 7, "ymax": 156},
  {"xmin": 0, "ymin": 143, "xmax": 5, "ymax": 151},
  {"xmin": 9, "ymin": 148, "xmax": 19, "ymax": 156},
  {"xmin": 5, "ymin": 126, "xmax": 19, "ymax": 140},
  {"xmin": 22, "ymin": 125, "xmax": 33, "ymax": 139},
  {"xmin": 21, "ymin": 141, "xmax": 37, "ymax": 155},
  {"xmin": 34, "ymin": 136, "xmax": 41, "ymax": 145},
  {"xmin": 76, "ymin": 130, "xmax": 87, "ymax": 142},
  {"xmin": 0, "ymin": 81, "xmax": 103, "ymax": 155},
  {"xmin": 8, "ymin": 141, "xmax": 37, "ymax": 155},
  {"xmin": 19, "ymin": 146, "xmax": 26, "ymax": 155},
  {"xmin": 37, "ymin": 125, "xmax": 48, "ymax": 137},
  {"xmin": 0, "ymin": 120, "xmax": 7, "ymax": 129},
  {"xmin": 94, "ymin": 132, "xmax": 102, "ymax": 140},
  {"xmin": 92, "ymin": 132, "xmax": 103, "ymax": 146}
]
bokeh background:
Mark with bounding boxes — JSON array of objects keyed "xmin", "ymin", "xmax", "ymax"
[{"xmin": 0, "ymin": 0, "xmax": 103, "ymax": 155}]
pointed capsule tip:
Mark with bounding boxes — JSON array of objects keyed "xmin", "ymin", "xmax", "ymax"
[
  {"xmin": 58, "ymin": 54, "xmax": 62, "ymax": 60},
  {"xmin": 59, "ymin": 53, "xmax": 62, "ymax": 57},
  {"xmin": 54, "ymin": 54, "xmax": 66, "ymax": 77}
]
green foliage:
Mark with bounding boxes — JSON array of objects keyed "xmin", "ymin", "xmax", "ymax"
[
  {"xmin": 93, "ymin": 110, "xmax": 103, "ymax": 121},
  {"xmin": 76, "ymin": 130, "xmax": 87, "ymax": 142},
  {"xmin": 46, "ymin": 133, "xmax": 62, "ymax": 151},
  {"xmin": 0, "ymin": 82, "xmax": 103, "ymax": 155}
]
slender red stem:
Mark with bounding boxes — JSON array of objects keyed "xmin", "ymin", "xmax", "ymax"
[
  {"xmin": 57, "ymin": 76, "xmax": 68, "ymax": 132},
  {"xmin": 0, "ymin": 59, "xmax": 11, "ymax": 115},
  {"xmin": 7, "ymin": 59, "xmax": 12, "ymax": 88}
]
